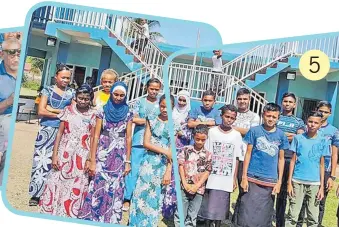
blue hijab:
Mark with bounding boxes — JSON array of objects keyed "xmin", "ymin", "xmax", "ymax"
[{"xmin": 103, "ymin": 81, "xmax": 129, "ymax": 123}]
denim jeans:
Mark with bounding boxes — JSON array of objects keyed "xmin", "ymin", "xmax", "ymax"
[{"xmin": 174, "ymin": 189, "xmax": 203, "ymax": 227}]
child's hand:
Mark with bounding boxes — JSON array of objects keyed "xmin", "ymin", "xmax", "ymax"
[
  {"xmin": 84, "ymin": 160, "xmax": 90, "ymax": 172},
  {"xmin": 52, "ymin": 154, "xmax": 60, "ymax": 171},
  {"xmin": 162, "ymin": 170, "xmax": 171, "ymax": 185},
  {"xmin": 46, "ymin": 105, "xmax": 54, "ymax": 112},
  {"xmin": 163, "ymin": 148, "xmax": 172, "ymax": 160},
  {"xmin": 233, "ymin": 178, "xmax": 238, "ymax": 191},
  {"xmin": 124, "ymin": 163, "xmax": 131, "ymax": 176},
  {"xmin": 241, "ymin": 177, "xmax": 249, "ymax": 192},
  {"xmin": 326, "ymin": 177, "xmax": 334, "ymax": 191},
  {"xmin": 288, "ymin": 182, "xmax": 295, "ymax": 197},
  {"xmin": 317, "ymin": 187, "xmax": 324, "ymax": 201},
  {"xmin": 272, "ymin": 182, "xmax": 282, "ymax": 195},
  {"xmin": 88, "ymin": 161, "xmax": 96, "ymax": 177},
  {"xmin": 182, "ymin": 183, "xmax": 191, "ymax": 192},
  {"xmin": 189, "ymin": 184, "xmax": 199, "ymax": 194}
]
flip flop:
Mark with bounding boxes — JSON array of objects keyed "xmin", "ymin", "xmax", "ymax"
[{"xmin": 29, "ymin": 198, "xmax": 39, "ymax": 206}]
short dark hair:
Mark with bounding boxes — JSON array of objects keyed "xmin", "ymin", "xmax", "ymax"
[
  {"xmin": 308, "ymin": 111, "xmax": 323, "ymax": 119},
  {"xmin": 159, "ymin": 94, "xmax": 175, "ymax": 107},
  {"xmin": 316, "ymin": 101, "xmax": 332, "ymax": 111},
  {"xmin": 219, "ymin": 104, "xmax": 238, "ymax": 115},
  {"xmin": 193, "ymin": 124, "xmax": 209, "ymax": 136},
  {"xmin": 146, "ymin": 78, "xmax": 162, "ymax": 88},
  {"xmin": 202, "ymin": 90, "xmax": 216, "ymax": 99},
  {"xmin": 263, "ymin": 102, "xmax": 281, "ymax": 113},
  {"xmin": 236, "ymin": 88, "xmax": 250, "ymax": 97},
  {"xmin": 76, "ymin": 84, "xmax": 95, "ymax": 106},
  {"xmin": 282, "ymin": 92, "xmax": 296, "ymax": 101},
  {"xmin": 55, "ymin": 63, "xmax": 71, "ymax": 75}
]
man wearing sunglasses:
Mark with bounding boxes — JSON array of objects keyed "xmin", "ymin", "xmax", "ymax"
[{"xmin": 0, "ymin": 38, "xmax": 21, "ymax": 185}]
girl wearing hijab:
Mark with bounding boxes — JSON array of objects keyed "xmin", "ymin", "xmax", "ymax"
[
  {"xmin": 162, "ymin": 90, "xmax": 191, "ymax": 220},
  {"xmin": 78, "ymin": 82, "xmax": 133, "ymax": 224},
  {"xmin": 173, "ymin": 90, "xmax": 191, "ymax": 148},
  {"xmin": 39, "ymin": 84, "xmax": 96, "ymax": 218}
]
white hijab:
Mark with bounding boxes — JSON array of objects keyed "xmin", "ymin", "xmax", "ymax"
[{"xmin": 172, "ymin": 90, "xmax": 191, "ymax": 124}]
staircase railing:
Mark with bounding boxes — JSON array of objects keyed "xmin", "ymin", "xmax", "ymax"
[
  {"xmin": 221, "ymin": 42, "xmax": 297, "ymax": 82},
  {"xmin": 168, "ymin": 63, "xmax": 268, "ymax": 116},
  {"xmin": 105, "ymin": 16, "xmax": 167, "ymax": 74}
]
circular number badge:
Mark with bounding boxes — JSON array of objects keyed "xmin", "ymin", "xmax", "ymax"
[{"xmin": 299, "ymin": 50, "xmax": 330, "ymax": 81}]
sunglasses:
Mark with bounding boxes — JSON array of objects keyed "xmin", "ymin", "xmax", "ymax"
[
  {"xmin": 318, "ymin": 110, "xmax": 330, "ymax": 114},
  {"xmin": 2, "ymin": 49, "xmax": 21, "ymax": 56}
]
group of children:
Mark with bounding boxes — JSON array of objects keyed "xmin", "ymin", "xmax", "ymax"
[
  {"xmin": 173, "ymin": 89, "xmax": 339, "ymax": 227},
  {"xmin": 25, "ymin": 62, "xmax": 339, "ymax": 227}
]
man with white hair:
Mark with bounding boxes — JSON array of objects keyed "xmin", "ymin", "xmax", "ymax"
[{"xmin": 0, "ymin": 38, "xmax": 21, "ymax": 185}]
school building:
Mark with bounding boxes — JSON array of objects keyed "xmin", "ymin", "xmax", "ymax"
[{"xmin": 27, "ymin": 5, "xmax": 339, "ymax": 127}]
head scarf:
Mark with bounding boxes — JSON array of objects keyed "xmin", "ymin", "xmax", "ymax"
[
  {"xmin": 172, "ymin": 90, "xmax": 191, "ymax": 124},
  {"xmin": 103, "ymin": 81, "xmax": 129, "ymax": 123}
]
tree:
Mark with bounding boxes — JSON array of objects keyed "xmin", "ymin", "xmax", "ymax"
[{"xmin": 132, "ymin": 18, "xmax": 164, "ymax": 42}]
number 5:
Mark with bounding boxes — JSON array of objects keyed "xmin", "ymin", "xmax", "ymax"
[{"xmin": 309, "ymin": 56, "xmax": 320, "ymax": 73}]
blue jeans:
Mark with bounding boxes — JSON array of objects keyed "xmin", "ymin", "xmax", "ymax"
[{"xmin": 174, "ymin": 189, "xmax": 203, "ymax": 227}]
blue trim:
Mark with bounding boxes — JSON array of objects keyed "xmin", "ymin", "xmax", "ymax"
[
  {"xmin": 97, "ymin": 47, "xmax": 112, "ymax": 85},
  {"xmin": 245, "ymin": 62, "xmax": 290, "ymax": 89},
  {"xmin": 326, "ymin": 82, "xmax": 338, "ymax": 124},
  {"xmin": 56, "ymin": 42, "xmax": 69, "ymax": 64},
  {"xmin": 275, "ymin": 72, "xmax": 291, "ymax": 105}
]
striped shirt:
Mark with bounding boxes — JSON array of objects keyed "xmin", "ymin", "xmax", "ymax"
[{"xmin": 277, "ymin": 114, "xmax": 305, "ymax": 158}]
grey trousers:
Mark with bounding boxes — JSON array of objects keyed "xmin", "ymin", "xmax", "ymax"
[{"xmin": 174, "ymin": 189, "xmax": 203, "ymax": 227}]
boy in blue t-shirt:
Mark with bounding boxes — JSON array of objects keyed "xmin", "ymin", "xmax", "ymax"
[
  {"xmin": 297, "ymin": 101, "xmax": 339, "ymax": 227},
  {"xmin": 187, "ymin": 90, "xmax": 221, "ymax": 144},
  {"xmin": 237, "ymin": 103, "xmax": 289, "ymax": 227},
  {"xmin": 285, "ymin": 111, "xmax": 326, "ymax": 227},
  {"xmin": 275, "ymin": 92, "xmax": 305, "ymax": 227}
]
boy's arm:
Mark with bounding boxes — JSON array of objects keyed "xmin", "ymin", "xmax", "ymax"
[
  {"xmin": 241, "ymin": 144, "xmax": 253, "ymax": 192},
  {"xmin": 317, "ymin": 156, "xmax": 325, "ymax": 201},
  {"xmin": 331, "ymin": 145, "xmax": 338, "ymax": 179},
  {"xmin": 288, "ymin": 153, "xmax": 296, "ymax": 184},
  {"xmin": 273, "ymin": 149, "xmax": 285, "ymax": 194},
  {"xmin": 179, "ymin": 165, "xmax": 189, "ymax": 190}
]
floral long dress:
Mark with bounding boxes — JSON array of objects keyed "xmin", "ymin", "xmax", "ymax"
[
  {"xmin": 161, "ymin": 117, "xmax": 191, "ymax": 219},
  {"xmin": 78, "ymin": 108, "xmax": 133, "ymax": 224},
  {"xmin": 129, "ymin": 116, "xmax": 171, "ymax": 227},
  {"xmin": 38, "ymin": 104, "xmax": 96, "ymax": 218}
]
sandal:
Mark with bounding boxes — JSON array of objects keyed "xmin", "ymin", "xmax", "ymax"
[{"xmin": 29, "ymin": 197, "xmax": 39, "ymax": 206}]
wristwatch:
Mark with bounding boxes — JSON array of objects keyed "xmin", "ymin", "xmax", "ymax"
[{"xmin": 330, "ymin": 176, "xmax": 336, "ymax": 181}]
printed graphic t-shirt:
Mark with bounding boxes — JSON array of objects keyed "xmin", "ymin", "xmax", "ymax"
[
  {"xmin": 244, "ymin": 125, "xmax": 289, "ymax": 184},
  {"xmin": 204, "ymin": 126, "xmax": 243, "ymax": 192}
]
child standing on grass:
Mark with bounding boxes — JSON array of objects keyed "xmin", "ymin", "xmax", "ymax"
[
  {"xmin": 198, "ymin": 104, "xmax": 243, "ymax": 227},
  {"xmin": 174, "ymin": 124, "xmax": 212, "ymax": 227},
  {"xmin": 285, "ymin": 111, "xmax": 326, "ymax": 227},
  {"xmin": 238, "ymin": 103, "xmax": 289, "ymax": 227}
]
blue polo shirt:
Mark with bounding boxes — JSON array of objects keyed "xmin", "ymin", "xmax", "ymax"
[
  {"xmin": 317, "ymin": 123, "xmax": 339, "ymax": 172},
  {"xmin": 277, "ymin": 114, "xmax": 305, "ymax": 158},
  {"xmin": 0, "ymin": 61, "xmax": 16, "ymax": 115}
]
